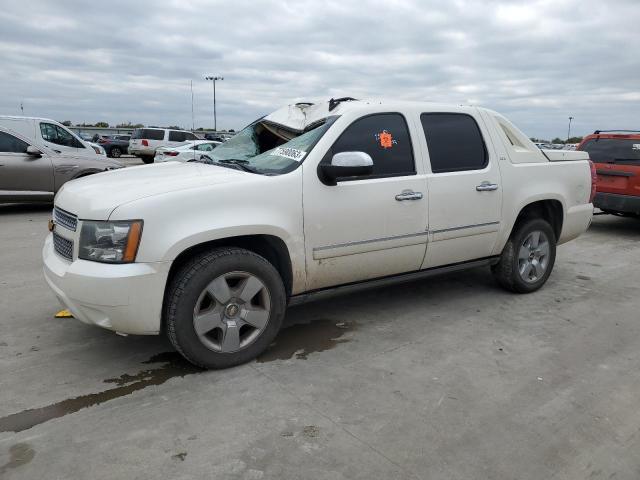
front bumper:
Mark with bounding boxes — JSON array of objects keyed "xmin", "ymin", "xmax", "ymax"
[
  {"xmin": 594, "ymin": 192, "xmax": 640, "ymax": 215},
  {"xmin": 43, "ymin": 234, "xmax": 171, "ymax": 335}
]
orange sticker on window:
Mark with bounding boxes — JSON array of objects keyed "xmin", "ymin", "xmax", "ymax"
[
  {"xmin": 375, "ymin": 130, "xmax": 396, "ymax": 149},
  {"xmin": 378, "ymin": 130, "xmax": 393, "ymax": 148}
]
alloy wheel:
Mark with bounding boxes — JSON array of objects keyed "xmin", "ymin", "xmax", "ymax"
[
  {"xmin": 517, "ymin": 230, "xmax": 550, "ymax": 283},
  {"xmin": 192, "ymin": 271, "xmax": 271, "ymax": 353}
]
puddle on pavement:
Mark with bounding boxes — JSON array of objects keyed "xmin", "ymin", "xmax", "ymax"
[
  {"xmin": 257, "ymin": 319, "xmax": 355, "ymax": 362},
  {"xmin": 0, "ymin": 443, "xmax": 35, "ymax": 476},
  {"xmin": 0, "ymin": 352, "xmax": 202, "ymax": 434}
]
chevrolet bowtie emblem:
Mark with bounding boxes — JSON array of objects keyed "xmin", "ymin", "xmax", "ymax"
[{"xmin": 48, "ymin": 219, "xmax": 56, "ymax": 232}]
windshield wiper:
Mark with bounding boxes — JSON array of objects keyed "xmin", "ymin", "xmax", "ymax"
[
  {"xmin": 195, "ymin": 156, "xmax": 261, "ymax": 174},
  {"xmin": 217, "ymin": 159, "xmax": 261, "ymax": 174}
]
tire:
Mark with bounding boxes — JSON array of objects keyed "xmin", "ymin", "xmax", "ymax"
[
  {"xmin": 141, "ymin": 156, "xmax": 154, "ymax": 164},
  {"xmin": 165, "ymin": 247, "xmax": 286, "ymax": 369},
  {"xmin": 492, "ymin": 218, "xmax": 556, "ymax": 293},
  {"xmin": 110, "ymin": 147, "xmax": 122, "ymax": 158}
]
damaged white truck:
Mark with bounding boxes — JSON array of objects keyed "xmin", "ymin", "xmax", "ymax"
[{"xmin": 43, "ymin": 98, "xmax": 594, "ymax": 368}]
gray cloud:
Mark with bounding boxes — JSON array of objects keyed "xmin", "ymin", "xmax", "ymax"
[{"xmin": 0, "ymin": 0, "xmax": 638, "ymax": 139}]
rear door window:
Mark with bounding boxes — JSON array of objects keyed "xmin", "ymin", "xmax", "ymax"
[
  {"xmin": 581, "ymin": 139, "xmax": 640, "ymax": 165},
  {"xmin": 132, "ymin": 129, "xmax": 164, "ymax": 140},
  {"xmin": 420, "ymin": 113, "xmax": 488, "ymax": 173},
  {"xmin": 322, "ymin": 113, "xmax": 415, "ymax": 178},
  {"xmin": 0, "ymin": 131, "xmax": 29, "ymax": 153},
  {"xmin": 169, "ymin": 131, "xmax": 187, "ymax": 142}
]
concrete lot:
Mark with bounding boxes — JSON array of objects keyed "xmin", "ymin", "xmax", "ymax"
[{"xmin": 1, "ymin": 204, "xmax": 639, "ymax": 479}]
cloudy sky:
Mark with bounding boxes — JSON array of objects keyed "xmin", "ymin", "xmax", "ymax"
[{"xmin": 0, "ymin": 0, "xmax": 638, "ymax": 139}]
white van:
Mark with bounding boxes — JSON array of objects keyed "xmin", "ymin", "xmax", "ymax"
[
  {"xmin": 0, "ymin": 116, "xmax": 105, "ymax": 158},
  {"xmin": 128, "ymin": 128, "xmax": 200, "ymax": 163}
]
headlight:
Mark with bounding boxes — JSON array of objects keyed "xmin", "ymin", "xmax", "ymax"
[
  {"xmin": 79, "ymin": 220, "xmax": 143, "ymax": 263},
  {"xmin": 91, "ymin": 145, "xmax": 105, "ymax": 155}
]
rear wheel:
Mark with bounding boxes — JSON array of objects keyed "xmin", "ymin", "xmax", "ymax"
[
  {"xmin": 492, "ymin": 218, "xmax": 556, "ymax": 293},
  {"xmin": 165, "ymin": 248, "xmax": 286, "ymax": 369},
  {"xmin": 141, "ymin": 156, "xmax": 154, "ymax": 164},
  {"xmin": 110, "ymin": 147, "xmax": 122, "ymax": 158}
]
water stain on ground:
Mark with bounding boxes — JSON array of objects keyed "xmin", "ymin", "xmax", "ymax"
[
  {"xmin": 0, "ymin": 352, "xmax": 202, "ymax": 434},
  {"xmin": 0, "ymin": 443, "xmax": 35, "ymax": 476},
  {"xmin": 257, "ymin": 319, "xmax": 355, "ymax": 362}
]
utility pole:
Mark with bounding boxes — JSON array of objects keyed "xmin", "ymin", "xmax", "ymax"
[
  {"xmin": 205, "ymin": 76, "xmax": 224, "ymax": 131},
  {"xmin": 567, "ymin": 116, "xmax": 573, "ymax": 142},
  {"xmin": 190, "ymin": 80, "xmax": 195, "ymax": 132}
]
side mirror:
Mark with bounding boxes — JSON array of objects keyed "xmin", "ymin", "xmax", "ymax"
[
  {"xmin": 318, "ymin": 151, "xmax": 374, "ymax": 186},
  {"xmin": 26, "ymin": 146, "xmax": 42, "ymax": 157}
]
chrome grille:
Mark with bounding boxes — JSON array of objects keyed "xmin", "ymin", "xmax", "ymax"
[
  {"xmin": 53, "ymin": 232, "xmax": 74, "ymax": 261},
  {"xmin": 53, "ymin": 207, "xmax": 78, "ymax": 232}
]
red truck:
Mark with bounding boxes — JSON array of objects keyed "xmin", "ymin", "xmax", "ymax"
[{"xmin": 577, "ymin": 131, "xmax": 640, "ymax": 217}]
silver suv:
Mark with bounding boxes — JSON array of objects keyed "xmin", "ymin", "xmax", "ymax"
[{"xmin": 0, "ymin": 127, "xmax": 123, "ymax": 203}]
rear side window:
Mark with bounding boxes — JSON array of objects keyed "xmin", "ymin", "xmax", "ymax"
[
  {"xmin": 0, "ymin": 131, "xmax": 28, "ymax": 153},
  {"xmin": 420, "ymin": 113, "xmax": 487, "ymax": 173},
  {"xmin": 323, "ymin": 113, "xmax": 415, "ymax": 178},
  {"xmin": 580, "ymin": 139, "xmax": 640, "ymax": 164},
  {"xmin": 185, "ymin": 132, "xmax": 198, "ymax": 141},
  {"xmin": 132, "ymin": 129, "xmax": 164, "ymax": 140},
  {"xmin": 169, "ymin": 131, "xmax": 189, "ymax": 142}
]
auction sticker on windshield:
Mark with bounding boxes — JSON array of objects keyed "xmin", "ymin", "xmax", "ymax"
[{"xmin": 270, "ymin": 147, "xmax": 307, "ymax": 161}]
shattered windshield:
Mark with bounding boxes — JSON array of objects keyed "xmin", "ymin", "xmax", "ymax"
[{"xmin": 199, "ymin": 117, "xmax": 336, "ymax": 175}]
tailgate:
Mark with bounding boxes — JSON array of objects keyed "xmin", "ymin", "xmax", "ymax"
[{"xmin": 595, "ymin": 162, "xmax": 639, "ymax": 195}]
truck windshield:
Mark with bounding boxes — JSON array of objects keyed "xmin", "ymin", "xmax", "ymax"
[{"xmin": 200, "ymin": 117, "xmax": 337, "ymax": 175}]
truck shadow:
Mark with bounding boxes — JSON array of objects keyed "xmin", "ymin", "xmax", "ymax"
[
  {"xmin": 0, "ymin": 203, "xmax": 52, "ymax": 215},
  {"xmin": 589, "ymin": 214, "xmax": 640, "ymax": 238}
]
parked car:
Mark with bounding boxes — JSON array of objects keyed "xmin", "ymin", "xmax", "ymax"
[
  {"xmin": 128, "ymin": 128, "xmax": 199, "ymax": 163},
  {"xmin": 92, "ymin": 134, "xmax": 130, "ymax": 158},
  {"xmin": 204, "ymin": 133, "xmax": 228, "ymax": 142},
  {"xmin": 0, "ymin": 126, "xmax": 123, "ymax": 203},
  {"xmin": 155, "ymin": 140, "xmax": 221, "ymax": 163},
  {"xmin": 0, "ymin": 116, "xmax": 106, "ymax": 158},
  {"xmin": 44, "ymin": 98, "xmax": 593, "ymax": 369},
  {"xmin": 77, "ymin": 132, "xmax": 93, "ymax": 141},
  {"xmin": 577, "ymin": 130, "xmax": 640, "ymax": 217}
]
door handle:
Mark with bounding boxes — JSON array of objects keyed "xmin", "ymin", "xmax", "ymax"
[
  {"xmin": 395, "ymin": 191, "xmax": 423, "ymax": 201},
  {"xmin": 476, "ymin": 182, "xmax": 499, "ymax": 192}
]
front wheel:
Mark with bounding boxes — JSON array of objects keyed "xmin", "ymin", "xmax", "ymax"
[
  {"xmin": 110, "ymin": 147, "xmax": 122, "ymax": 158},
  {"xmin": 165, "ymin": 248, "xmax": 286, "ymax": 369},
  {"xmin": 492, "ymin": 218, "xmax": 556, "ymax": 293}
]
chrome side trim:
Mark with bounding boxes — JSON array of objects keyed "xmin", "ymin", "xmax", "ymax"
[
  {"xmin": 290, "ymin": 257, "xmax": 499, "ymax": 306},
  {"xmin": 431, "ymin": 221, "xmax": 500, "ymax": 234},
  {"xmin": 431, "ymin": 221, "xmax": 500, "ymax": 242},
  {"xmin": 313, "ymin": 231, "xmax": 429, "ymax": 260}
]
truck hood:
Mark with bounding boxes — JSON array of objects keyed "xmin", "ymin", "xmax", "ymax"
[{"xmin": 54, "ymin": 161, "xmax": 249, "ymax": 219}]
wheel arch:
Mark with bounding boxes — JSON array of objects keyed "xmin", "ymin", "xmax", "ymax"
[
  {"xmin": 511, "ymin": 199, "xmax": 564, "ymax": 241},
  {"xmin": 164, "ymin": 234, "xmax": 294, "ymax": 302}
]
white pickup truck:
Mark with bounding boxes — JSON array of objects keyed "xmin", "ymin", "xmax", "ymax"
[{"xmin": 43, "ymin": 98, "xmax": 594, "ymax": 368}]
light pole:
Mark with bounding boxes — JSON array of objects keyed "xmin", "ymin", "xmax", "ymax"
[
  {"xmin": 567, "ymin": 116, "xmax": 573, "ymax": 143},
  {"xmin": 205, "ymin": 76, "xmax": 223, "ymax": 132}
]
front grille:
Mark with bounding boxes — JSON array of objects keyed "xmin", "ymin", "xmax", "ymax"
[
  {"xmin": 54, "ymin": 207, "xmax": 78, "ymax": 232},
  {"xmin": 53, "ymin": 232, "xmax": 74, "ymax": 261}
]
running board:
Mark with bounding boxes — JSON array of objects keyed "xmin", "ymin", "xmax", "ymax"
[{"xmin": 289, "ymin": 257, "xmax": 499, "ymax": 306}]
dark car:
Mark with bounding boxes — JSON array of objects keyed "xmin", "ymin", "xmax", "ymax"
[
  {"xmin": 92, "ymin": 134, "xmax": 130, "ymax": 158},
  {"xmin": 204, "ymin": 133, "xmax": 226, "ymax": 142}
]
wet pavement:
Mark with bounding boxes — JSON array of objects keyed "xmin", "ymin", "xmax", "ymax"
[{"xmin": 2, "ymin": 204, "xmax": 640, "ymax": 479}]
